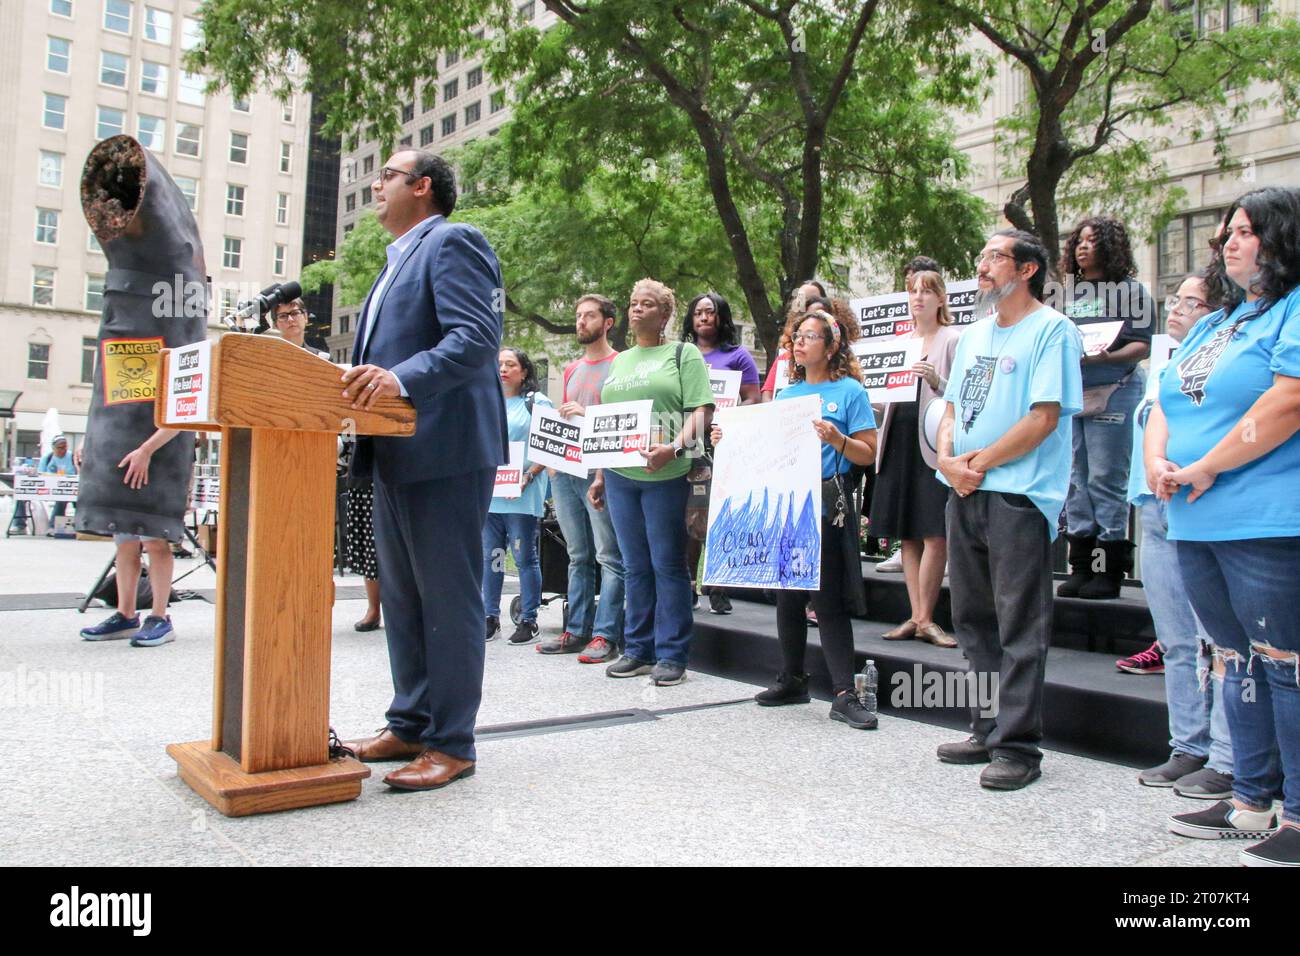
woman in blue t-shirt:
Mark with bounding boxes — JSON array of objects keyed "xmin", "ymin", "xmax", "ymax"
[
  {"xmin": 713, "ymin": 302, "xmax": 879, "ymax": 729},
  {"xmin": 1145, "ymin": 186, "xmax": 1300, "ymax": 866},
  {"xmin": 483, "ymin": 347, "xmax": 552, "ymax": 646}
]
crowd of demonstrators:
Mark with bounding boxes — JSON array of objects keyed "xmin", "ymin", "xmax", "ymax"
[
  {"xmin": 1149, "ymin": 186, "xmax": 1300, "ymax": 866},
  {"xmin": 1123, "ymin": 271, "xmax": 1234, "ymax": 799},
  {"xmin": 592, "ymin": 279, "xmax": 715, "ymax": 687},
  {"xmin": 1057, "ymin": 218, "xmax": 1154, "ymax": 599},
  {"xmin": 483, "ymin": 347, "xmax": 553, "ymax": 646},
  {"xmin": 936, "ymin": 228, "xmax": 1084, "ymax": 791},
  {"xmin": 716, "ymin": 299, "xmax": 880, "ymax": 729},
  {"xmin": 536, "ymin": 295, "xmax": 625, "ymax": 663},
  {"xmin": 869, "ymin": 270, "xmax": 959, "ymax": 647},
  {"xmin": 681, "ymin": 292, "xmax": 761, "ymax": 615}
]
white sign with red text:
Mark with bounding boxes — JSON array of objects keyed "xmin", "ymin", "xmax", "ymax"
[
  {"xmin": 164, "ymin": 340, "xmax": 213, "ymax": 424},
  {"xmin": 851, "ymin": 338, "xmax": 924, "ymax": 403},
  {"xmin": 493, "ymin": 442, "xmax": 525, "ymax": 499}
]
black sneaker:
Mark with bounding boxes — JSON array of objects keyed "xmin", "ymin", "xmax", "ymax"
[
  {"xmin": 1172, "ymin": 766, "xmax": 1234, "ymax": 800},
  {"xmin": 829, "ymin": 692, "xmax": 877, "ymax": 729},
  {"xmin": 485, "ymin": 616, "xmax": 500, "ymax": 642},
  {"xmin": 1138, "ymin": 751, "xmax": 1206, "ymax": 788},
  {"xmin": 708, "ymin": 591, "xmax": 732, "ymax": 615},
  {"xmin": 651, "ymin": 660, "xmax": 686, "ymax": 686},
  {"xmin": 980, "ymin": 756, "xmax": 1041, "ymax": 790},
  {"xmin": 1169, "ymin": 800, "xmax": 1277, "ymax": 840},
  {"xmin": 937, "ymin": 735, "xmax": 990, "ymax": 764},
  {"xmin": 691, "ymin": 591, "xmax": 700, "ymax": 611},
  {"xmin": 536, "ymin": 631, "xmax": 585, "ymax": 655},
  {"xmin": 508, "ymin": 620, "xmax": 539, "ymax": 645},
  {"xmin": 754, "ymin": 672, "xmax": 811, "ymax": 707},
  {"xmin": 606, "ymin": 655, "xmax": 653, "ymax": 678},
  {"xmin": 1241, "ymin": 826, "xmax": 1300, "ymax": 867}
]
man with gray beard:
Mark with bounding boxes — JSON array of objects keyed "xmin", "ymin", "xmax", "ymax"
[{"xmin": 932, "ymin": 229, "xmax": 1084, "ymax": 790}]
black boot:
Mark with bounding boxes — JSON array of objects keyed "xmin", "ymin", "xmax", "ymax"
[
  {"xmin": 755, "ymin": 672, "xmax": 811, "ymax": 707},
  {"xmin": 1056, "ymin": 534, "xmax": 1097, "ymax": 597},
  {"xmin": 1078, "ymin": 540, "xmax": 1134, "ymax": 600}
]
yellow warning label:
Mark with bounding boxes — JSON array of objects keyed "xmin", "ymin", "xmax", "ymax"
[{"xmin": 102, "ymin": 337, "xmax": 163, "ymax": 405}]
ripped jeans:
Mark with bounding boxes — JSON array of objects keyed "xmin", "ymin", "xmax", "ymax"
[{"xmin": 1177, "ymin": 537, "xmax": 1300, "ymax": 823}]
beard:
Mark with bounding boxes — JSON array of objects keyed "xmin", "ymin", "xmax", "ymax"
[
  {"xmin": 974, "ymin": 280, "xmax": 1013, "ymax": 316},
  {"xmin": 576, "ymin": 326, "xmax": 604, "ymax": 345}
]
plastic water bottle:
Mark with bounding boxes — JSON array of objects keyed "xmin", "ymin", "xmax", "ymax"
[{"xmin": 854, "ymin": 659, "xmax": 879, "ymax": 720}]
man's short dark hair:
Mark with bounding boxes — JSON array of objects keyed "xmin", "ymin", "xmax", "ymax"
[
  {"xmin": 576, "ymin": 293, "xmax": 616, "ymax": 323},
  {"xmin": 274, "ymin": 297, "xmax": 307, "ymax": 316},
  {"xmin": 903, "ymin": 256, "xmax": 942, "ymax": 278},
  {"xmin": 405, "ymin": 149, "xmax": 457, "ymax": 216},
  {"xmin": 992, "ymin": 228, "xmax": 1049, "ymax": 300}
]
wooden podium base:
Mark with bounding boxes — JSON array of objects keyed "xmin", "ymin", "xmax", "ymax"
[{"xmin": 168, "ymin": 741, "xmax": 371, "ymax": 817}]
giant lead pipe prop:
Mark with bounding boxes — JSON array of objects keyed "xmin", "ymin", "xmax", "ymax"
[{"xmin": 76, "ymin": 135, "xmax": 207, "ymax": 541}]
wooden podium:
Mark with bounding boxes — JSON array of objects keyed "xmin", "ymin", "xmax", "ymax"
[{"xmin": 155, "ymin": 333, "xmax": 415, "ymax": 816}]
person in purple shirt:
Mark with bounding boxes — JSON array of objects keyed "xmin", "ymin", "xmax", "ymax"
[{"xmin": 680, "ymin": 292, "xmax": 760, "ymax": 614}]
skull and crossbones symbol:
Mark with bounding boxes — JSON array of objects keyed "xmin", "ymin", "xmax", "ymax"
[{"xmin": 117, "ymin": 356, "xmax": 152, "ymax": 387}]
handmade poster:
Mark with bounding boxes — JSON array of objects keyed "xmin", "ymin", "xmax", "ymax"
[
  {"xmin": 851, "ymin": 338, "xmax": 924, "ymax": 403},
  {"xmin": 527, "ymin": 405, "xmax": 586, "ymax": 477},
  {"xmin": 579, "ymin": 400, "xmax": 653, "ymax": 469},
  {"xmin": 702, "ymin": 395, "xmax": 822, "ymax": 590},
  {"xmin": 493, "ymin": 442, "xmax": 525, "ymax": 499},
  {"xmin": 1078, "ymin": 320, "xmax": 1126, "ymax": 357},
  {"xmin": 851, "ymin": 278, "xmax": 980, "ymax": 339},
  {"xmin": 164, "ymin": 340, "xmax": 213, "ymax": 424},
  {"xmin": 708, "ymin": 369, "xmax": 743, "ymax": 409}
]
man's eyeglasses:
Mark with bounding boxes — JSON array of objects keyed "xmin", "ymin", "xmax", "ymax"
[
  {"xmin": 1164, "ymin": 295, "xmax": 1209, "ymax": 315},
  {"xmin": 378, "ymin": 166, "xmax": 423, "ymax": 185},
  {"xmin": 973, "ymin": 250, "xmax": 1016, "ymax": 267},
  {"xmin": 277, "ymin": 308, "xmax": 308, "ymax": 320}
]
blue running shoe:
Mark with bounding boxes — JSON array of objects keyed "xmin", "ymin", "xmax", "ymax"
[
  {"xmin": 80, "ymin": 612, "xmax": 140, "ymax": 642},
  {"xmin": 131, "ymin": 615, "xmax": 175, "ymax": 647}
]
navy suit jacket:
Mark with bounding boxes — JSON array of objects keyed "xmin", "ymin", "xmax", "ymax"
[{"xmin": 351, "ymin": 216, "xmax": 509, "ymax": 485}]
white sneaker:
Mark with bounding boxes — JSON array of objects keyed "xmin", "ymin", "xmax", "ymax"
[{"xmin": 877, "ymin": 550, "xmax": 904, "ymax": 573}]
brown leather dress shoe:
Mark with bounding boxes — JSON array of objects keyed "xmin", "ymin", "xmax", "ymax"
[
  {"xmin": 383, "ymin": 750, "xmax": 476, "ymax": 791},
  {"xmin": 917, "ymin": 622, "xmax": 958, "ymax": 648},
  {"xmin": 882, "ymin": 620, "xmax": 919, "ymax": 640},
  {"xmin": 343, "ymin": 727, "xmax": 425, "ymax": 762}
]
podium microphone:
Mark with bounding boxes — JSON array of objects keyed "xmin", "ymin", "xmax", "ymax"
[{"xmin": 227, "ymin": 280, "xmax": 304, "ymax": 331}]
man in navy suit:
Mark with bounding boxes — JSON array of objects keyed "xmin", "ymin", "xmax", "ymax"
[{"xmin": 341, "ymin": 149, "xmax": 507, "ymax": 790}]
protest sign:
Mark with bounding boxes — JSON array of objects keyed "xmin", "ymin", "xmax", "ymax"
[
  {"xmin": 1143, "ymin": 333, "xmax": 1179, "ymax": 400},
  {"xmin": 851, "ymin": 278, "xmax": 980, "ymax": 339},
  {"xmin": 770, "ymin": 358, "xmax": 791, "ymax": 396},
  {"xmin": 1078, "ymin": 321, "xmax": 1126, "ymax": 356},
  {"xmin": 852, "ymin": 338, "xmax": 924, "ymax": 403},
  {"xmin": 708, "ymin": 369, "xmax": 743, "ymax": 409},
  {"xmin": 164, "ymin": 340, "xmax": 213, "ymax": 424},
  {"xmin": 527, "ymin": 405, "xmax": 587, "ymax": 477},
  {"xmin": 579, "ymin": 400, "xmax": 653, "ymax": 469},
  {"xmin": 702, "ymin": 395, "xmax": 822, "ymax": 590},
  {"xmin": 493, "ymin": 442, "xmax": 525, "ymax": 499},
  {"xmin": 13, "ymin": 474, "xmax": 79, "ymax": 502}
]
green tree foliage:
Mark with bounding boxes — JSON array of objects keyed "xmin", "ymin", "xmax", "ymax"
[{"xmin": 300, "ymin": 211, "xmax": 388, "ymax": 307}]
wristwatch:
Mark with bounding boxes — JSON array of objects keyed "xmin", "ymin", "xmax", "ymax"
[{"xmin": 672, "ymin": 443, "xmax": 687, "ymax": 459}]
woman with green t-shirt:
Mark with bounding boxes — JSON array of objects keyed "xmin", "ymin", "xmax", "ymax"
[{"xmin": 588, "ymin": 278, "xmax": 715, "ymax": 686}]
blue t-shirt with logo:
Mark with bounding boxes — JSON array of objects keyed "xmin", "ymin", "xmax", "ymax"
[
  {"xmin": 1160, "ymin": 287, "xmax": 1300, "ymax": 541},
  {"xmin": 940, "ymin": 307, "xmax": 1084, "ymax": 536},
  {"xmin": 491, "ymin": 392, "xmax": 553, "ymax": 517},
  {"xmin": 777, "ymin": 377, "xmax": 877, "ymax": 480}
]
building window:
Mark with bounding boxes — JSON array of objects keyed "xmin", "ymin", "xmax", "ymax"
[
  {"xmin": 280, "ymin": 141, "xmax": 292, "ymax": 174},
  {"xmin": 82, "ymin": 336, "xmax": 98, "ymax": 382},
  {"xmin": 466, "ymin": 66, "xmax": 483, "ymax": 89},
  {"xmin": 419, "ymin": 125, "xmax": 434, "ymax": 147},
  {"xmin": 445, "ymin": 49, "xmax": 459, "ymax": 68},
  {"xmin": 422, "ymin": 87, "xmax": 436, "ymax": 112},
  {"xmin": 223, "ymin": 237, "xmax": 242, "ymax": 270},
  {"xmin": 140, "ymin": 61, "xmax": 168, "ymax": 97},
  {"xmin": 175, "ymin": 176, "xmax": 197, "ymax": 211},
  {"xmin": 143, "ymin": 6, "xmax": 172, "ymax": 45},
  {"xmin": 517, "ymin": 1, "xmax": 535, "ymax": 21},
  {"xmin": 443, "ymin": 78, "xmax": 459, "ymax": 102},
  {"xmin": 464, "ymin": 102, "xmax": 481, "ymax": 125},
  {"xmin": 47, "ymin": 37, "xmax": 71, "ymax": 73},
  {"xmin": 233, "ymin": 95, "xmax": 250, "ymax": 112},
  {"xmin": 44, "ymin": 93, "xmax": 67, "ymax": 130},
  {"xmin": 342, "ymin": 158, "xmax": 356, "ymax": 184},
  {"xmin": 340, "ymin": 314, "xmax": 350, "ymax": 334},
  {"xmin": 402, "ymin": 102, "xmax": 415, "ymax": 123},
  {"xmin": 342, "ymin": 223, "xmax": 353, "ymax": 236},
  {"xmin": 345, "ymin": 192, "xmax": 356, "ymax": 212},
  {"xmin": 104, "ymin": 0, "xmax": 132, "ymax": 34},
  {"xmin": 1157, "ymin": 208, "xmax": 1226, "ymax": 327},
  {"xmin": 36, "ymin": 209, "xmax": 59, "ymax": 245},
  {"xmin": 29, "ymin": 342, "xmax": 51, "ymax": 379},
  {"xmin": 490, "ymin": 89, "xmax": 506, "ymax": 113},
  {"xmin": 273, "ymin": 244, "xmax": 286, "ymax": 276},
  {"xmin": 181, "ymin": 16, "xmax": 201, "ymax": 50},
  {"xmin": 282, "ymin": 98, "xmax": 294, "ymax": 123},
  {"xmin": 85, "ymin": 278, "xmax": 105, "ymax": 315},
  {"xmin": 100, "ymin": 51, "xmax": 128, "ymax": 88},
  {"xmin": 399, "ymin": 134, "xmax": 412, "ymax": 147},
  {"xmin": 226, "ymin": 184, "xmax": 246, "ymax": 216},
  {"xmin": 178, "ymin": 71, "xmax": 204, "ymax": 105},
  {"xmin": 175, "ymin": 123, "xmax": 201, "ymax": 157},
  {"xmin": 136, "ymin": 114, "xmax": 165, "ymax": 151},
  {"xmin": 276, "ymin": 192, "xmax": 289, "ymax": 225},
  {"xmin": 219, "ymin": 287, "xmax": 237, "ymax": 319},
  {"xmin": 362, "ymin": 154, "xmax": 374, "ymax": 175},
  {"xmin": 51, "ymin": 1, "xmax": 73, "ymax": 17},
  {"xmin": 88, "ymin": 231, "xmax": 104, "ymax": 254},
  {"xmin": 39, "ymin": 151, "xmax": 64, "ymax": 188},
  {"xmin": 360, "ymin": 189, "xmax": 371, "ymax": 205},
  {"xmin": 32, "ymin": 269, "xmax": 56, "ymax": 308},
  {"xmin": 442, "ymin": 113, "xmax": 457, "ymax": 137},
  {"xmin": 229, "ymin": 131, "xmax": 249, "ymax": 164},
  {"xmin": 96, "ymin": 106, "xmax": 125, "ymax": 140}
]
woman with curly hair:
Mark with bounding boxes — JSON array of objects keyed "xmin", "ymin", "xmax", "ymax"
[
  {"xmin": 761, "ymin": 280, "xmax": 827, "ymax": 402},
  {"xmin": 713, "ymin": 302, "xmax": 879, "ymax": 729},
  {"xmin": 1057, "ymin": 216, "xmax": 1154, "ymax": 599}
]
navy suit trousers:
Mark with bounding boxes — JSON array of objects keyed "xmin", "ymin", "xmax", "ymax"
[{"xmin": 372, "ymin": 467, "xmax": 495, "ymax": 761}]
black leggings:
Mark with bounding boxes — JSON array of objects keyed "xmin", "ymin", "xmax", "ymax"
[{"xmin": 774, "ymin": 518, "xmax": 858, "ymax": 694}]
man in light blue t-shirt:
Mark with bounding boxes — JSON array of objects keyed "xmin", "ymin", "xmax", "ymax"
[{"xmin": 934, "ymin": 229, "xmax": 1084, "ymax": 791}]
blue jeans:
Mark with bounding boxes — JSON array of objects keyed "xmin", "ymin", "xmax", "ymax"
[
  {"xmin": 550, "ymin": 472, "xmax": 624, "ymax": 641},
  {"xmin": 1139, "ymin": 501, "xmax": 1232, "ymax": 773},
  {"xmin": 1177, "ymin": 537, "xmax": 1300, "ymax": 823},
  {"xmin": 604, "ymin": 471, "xmax": 693, "ymax": 666},
  {"xmin": 481, "ymin": 512, "xmax": 541, "ymax": 623},
  {"xmin": 1066, "ymin": 371, "xmax": 1144, "ymax": 541}
]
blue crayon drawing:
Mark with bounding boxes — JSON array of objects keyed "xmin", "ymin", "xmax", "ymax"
[{"xmin": 703, "ymin": 488, "xmax": 820, "ymax": 589}]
